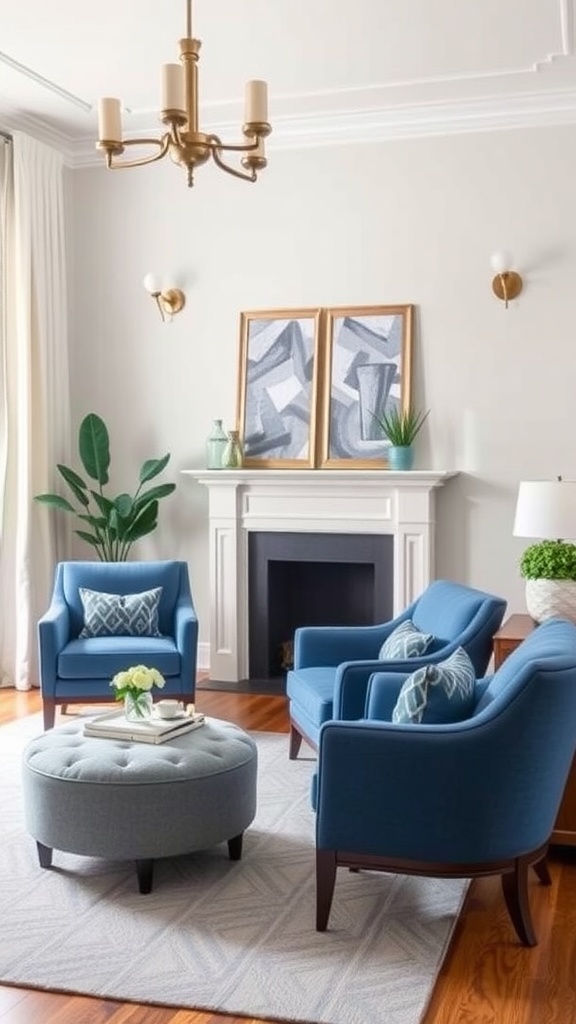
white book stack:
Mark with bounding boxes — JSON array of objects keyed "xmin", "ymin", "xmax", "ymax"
[{"xmin": 84, "ymin": 708, "xmax": 205, "ymax": 744}]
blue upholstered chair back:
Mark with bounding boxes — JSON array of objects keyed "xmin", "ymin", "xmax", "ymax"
[
  {"xmin": 410, "ymin": 579, "xmax": 505, "ymax": 674},
  {"xmin": 58, "ymin": 561, "xmax": 186, "ymax": 637}
]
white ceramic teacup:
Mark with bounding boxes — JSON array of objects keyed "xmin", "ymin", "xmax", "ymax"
[{"xmin": 156, "ymin": 699, "xmax": 181, "ymax": 719}]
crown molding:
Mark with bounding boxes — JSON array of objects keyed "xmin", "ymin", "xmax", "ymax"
[
  {"xmin": 59, "ymin": 88, "xmax": 576, "ymax": 169},
  {"xmin": 3, "ymin": 85, "xmax": 576, "ymax": 170}
]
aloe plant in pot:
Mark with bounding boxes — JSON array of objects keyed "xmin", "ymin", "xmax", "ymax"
[
  {"xmin": 35, "ymin": 413, "xmax": 176, "ymax": 561},
  {"xmin": 372, "ymin": 404, "xmax": 429, "ymax": 470}
]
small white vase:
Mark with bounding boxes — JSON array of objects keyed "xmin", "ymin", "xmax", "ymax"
[{"xmin": 124, "ymin": 690, "xmax": 153, "ymax": 721}]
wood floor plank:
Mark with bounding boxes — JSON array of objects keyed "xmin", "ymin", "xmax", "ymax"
[{"xmin": 2, "ymin": 686, "xmax": 576, "ymax": 1024}]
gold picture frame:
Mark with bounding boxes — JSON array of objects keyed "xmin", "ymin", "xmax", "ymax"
[
  {"xmin": 236, "ymin": 304, "xmax": 414, "ymax": 469},
  {"xmin": 236, "ymin": 308, "xmax": 323, "ymax": 468},
  {"xmin": 317, "ymin": 304, "xmax": 414, "ymax": 469}
]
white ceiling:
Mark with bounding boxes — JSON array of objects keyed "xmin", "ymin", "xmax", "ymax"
[{"xmin": 1, "ymin": 0, "xmax": 576, "ymax": 165}]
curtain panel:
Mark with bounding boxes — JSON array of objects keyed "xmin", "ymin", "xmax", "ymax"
[{"xmin": 0, "ymin": 132, "xmax": 71, "ymax": 689}]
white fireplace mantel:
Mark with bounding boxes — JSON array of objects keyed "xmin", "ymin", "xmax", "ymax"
[{"xmin": 182, "ymin": 469, "xmax": 456, "ymax": 682}]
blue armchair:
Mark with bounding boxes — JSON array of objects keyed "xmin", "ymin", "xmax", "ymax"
[
  {"xmin": 38, "ymin": 561, "xmax": 198, "ymax": 729},
  {"xmin": 312, "ymin": 617, "xmax": 576, "ymax": 945},
  {"xmin": 286, "ymin": 579, "xmax": 506, "ymax": 757}
]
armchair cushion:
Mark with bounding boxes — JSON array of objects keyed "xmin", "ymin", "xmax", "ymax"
[
  {"xmin": 392, "ymin": 646, "xmax": 475, "ymax": 724},
  {"xmin": 378, "ymin": 618, "xmax": 434, "ymax": 660},
  {"xmin": 78, "ymin": 587, "xmax": 162, "ymax": 638}
]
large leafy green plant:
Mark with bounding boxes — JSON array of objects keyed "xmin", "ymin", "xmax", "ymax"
[
  {"xmin": 520, "ymin": 540, "xmax": 576, "ymax": 580},
  {"xmin": 35, "ymin": 413, "xmax": 176, "ymax": 562}
]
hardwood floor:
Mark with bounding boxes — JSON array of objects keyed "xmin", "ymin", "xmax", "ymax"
[{"xmin": 1, "ymin": 688, "xmax": 575, "ymax": 1024}]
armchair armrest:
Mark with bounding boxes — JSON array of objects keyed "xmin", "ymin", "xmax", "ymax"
[
  {"xmin": 364, "ymin": 672, "xmax": 496, "ymax": 722},
  {"xmin": 333, "ymin": 644, "xmax": 471, "ymax": 721},
  {"xmin": 364, "ymin": 671, "xmax": 410, "ymax": 720},
  {"xmin": 37, "ymin": 596, "xmax": 71, "ymax": 697},
  {"xmin": 294, "ymin": 622, "xmax": 400, "ymax": 670},
  {"xmin": 173, "ymin": 593, "xmax": 199, "ymax": 693}
]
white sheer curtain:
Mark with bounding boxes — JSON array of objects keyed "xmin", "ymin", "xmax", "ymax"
[{"xmin": 0, "ymin": 131, "xmax": 71, "ymax": 689}]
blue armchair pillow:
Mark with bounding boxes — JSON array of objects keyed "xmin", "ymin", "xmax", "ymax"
[
  {"xmin": 379, "ymin": 618, "xmax": 434, "ymax": 660},
  {"xmin": 392, "ymin": 646, "xmax": 475, "ymax": 724},
  {"xmin": 79, "ymin": 587, "xmax": 163, "ymax": 638}
]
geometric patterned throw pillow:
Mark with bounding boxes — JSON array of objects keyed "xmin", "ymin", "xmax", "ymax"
[
  {"xmin": 78, "ymin": 587, "xmax": 163, "ymax": 638},
  {"xmin": 379, "ymin": 618, "xmax": 434, "ymax": 660},
  {"xmin": 391, "ymin": 646, "xmax": 476, "ymax": 725}
]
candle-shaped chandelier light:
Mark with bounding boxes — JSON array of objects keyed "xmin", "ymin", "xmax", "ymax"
[{"xmin": 96, "ymin": 0, "xmax": 271, "ymax": 189}]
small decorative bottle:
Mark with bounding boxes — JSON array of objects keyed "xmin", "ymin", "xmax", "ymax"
[
  {"xmin": 205, "ymin": 419, "xmax": 228, "ymax": 469},
  {"xmin": 221, "ymin": 430, "xmax": 243, "ymax": 469}
]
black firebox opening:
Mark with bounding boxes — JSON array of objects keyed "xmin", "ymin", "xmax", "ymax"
[{"xmin": 248, "ymin": 532, "xmax": 394, "ymax": 680}]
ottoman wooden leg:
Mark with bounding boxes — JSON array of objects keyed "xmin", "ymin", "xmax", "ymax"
[
  {"xmin": 37, "ymin": 841, "xmax": 53, "ymax": 868},
  {"xmin": 228, "ymin": 833, "xmax": 244, "ymax": 860},
  {"xmin": 136, "ymin": 858, "xmax": 154, "ymax": 894}
]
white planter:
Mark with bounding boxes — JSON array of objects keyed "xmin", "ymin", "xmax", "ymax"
[{"xmin": 525, "ymin": 579, "xmax": 576, "ymax": 624}]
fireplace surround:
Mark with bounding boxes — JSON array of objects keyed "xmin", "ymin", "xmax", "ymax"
[{"xmin": 182, "ymin": 469, "xmax": 454, "ymax": 682}]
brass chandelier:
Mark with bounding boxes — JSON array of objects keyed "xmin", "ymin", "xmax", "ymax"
[{"xmin": 96, "ymin": 0, "xmax": 271, "ymax": 188}]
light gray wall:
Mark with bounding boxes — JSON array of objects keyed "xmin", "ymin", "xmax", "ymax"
[{"xmin": 69, "ymin": 123, "xmax": 576, "ymax": 650}]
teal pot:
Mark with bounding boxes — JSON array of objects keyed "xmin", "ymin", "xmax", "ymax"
[{"xmin": 387, "ymin": 445, "xmax": 414, "ymax": 470}]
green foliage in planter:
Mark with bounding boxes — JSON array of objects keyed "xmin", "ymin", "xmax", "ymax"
[
  {"xmin": 520, "ymin": 540, "xmax": 576, "ymax": 580},
  {"xmin": 372, "ymin": 405, "xmax": 429, "ymax": 447},
  {"xmin": 35, "ymin": 413, "xmax": 176, "ymax": 562}
]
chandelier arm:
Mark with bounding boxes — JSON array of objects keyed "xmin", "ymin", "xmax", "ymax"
[
  {"xmin": 207, "ymin": 135, "xmax": 263, "ymax": 155},
  {"xmin": 106, "ymin": 135, "xmax": 171, "ymax": 170},
  {"xmin": 211, "ymin": 144, "xmax": 257, "ymax": 183}
]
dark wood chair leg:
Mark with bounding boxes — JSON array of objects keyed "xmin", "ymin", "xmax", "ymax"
[
  {"xmin": 289, "ymin": 723, "xmax": 303, "ymax": 760},
  {"xmin": 228, "ymin": 833, "xmax": 244, "ymax": 861},
  {"xmin": 501, "ymin": 856, "xmax": 537, "ymax": 947},
  {"xmin": 43, "ymin": 699, "xmax": 56, "ymax": 731},
  {"xmin": 533, "ymin": 854, "xmax": 552, "ymax": 886},
  {"xmin": 316, "ymin": 849, "xmax": 337, "ymax": 931},
  {"xmin": 36, "ymin": 841, "xmax": 53, "ymax": 868},
  {"xmin": 136, "ymin": 859, "xmax": 154, "ymax": 894}
]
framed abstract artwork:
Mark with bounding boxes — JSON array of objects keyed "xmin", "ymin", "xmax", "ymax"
[
  {"xmin": 317, "ymin": 304, "xmax": 414, "ymax": 468},
  {"xmin": 236, "ymin": 308, "xmax": 323, "ymax": 468}
]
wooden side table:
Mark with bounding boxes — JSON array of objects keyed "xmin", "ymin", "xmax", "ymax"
[{"xmin": 492, "ymin": 613, "xmax": 576, "ymax": 846}]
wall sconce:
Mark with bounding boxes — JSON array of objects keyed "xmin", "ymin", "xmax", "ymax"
[
  {"xmin": 143, "ymin": 272, "xmax": 186, "ymax": 322},
  {"xmin": 490, "ymin": 251, "xmax": 523, "ymax": 308}
]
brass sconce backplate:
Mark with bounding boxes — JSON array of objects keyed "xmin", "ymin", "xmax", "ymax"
[
  {"xmin": 492, "ymin": 271, "xmax": 523, "ymax": 304},
  {"xmin": 160, "ymin": 288, "xmax": 186, "ymax": 316}
]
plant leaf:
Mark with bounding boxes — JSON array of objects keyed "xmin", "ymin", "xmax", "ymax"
[
  {"xmin": 57, "ymin": 465, "xmax": 90, "ymax": 507},
  {"xmin": 74, "ymin": 530, "xmax": 102, "ymax": 548},
  {"xmin": 371, "ymin": 405, "xmax": 429, "ymax": 446},
  {"xmin": 77, "ymin": 513, "xmax": 109, "ymax": 532},
  {"xmin": 89, "ymin": 491, "xmax": 115, "ymax": 517},
  {"xmin": 139, "ymin": 454, "xmax": 171, "ymax": 484},
  {"xmin": 113, "ymin": 493, "xmax": 134, "ymax": 518},
  {"xmin": 133, "ymin": 483, "xmax": 176, "ymax": 511},
  {"xmin": 79, "ymin": 413, "xmax": 110, "ymax": 485},
  {"xmin": 122, "ymin": 501, "xmax": 159, "ymax": 542},
  {"xmin": 35, "ymin": 494, "xmax": 76, "ymax": 512}
]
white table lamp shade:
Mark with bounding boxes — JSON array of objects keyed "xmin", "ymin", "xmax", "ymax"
[{"xmin": 513, "ymin": 480, "xmax": 576, "ymax": 540}]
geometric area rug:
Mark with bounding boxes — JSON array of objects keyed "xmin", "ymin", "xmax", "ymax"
[{"xmin": 0, "ymin": 714, "xmax": 468, "ymax": 1024}]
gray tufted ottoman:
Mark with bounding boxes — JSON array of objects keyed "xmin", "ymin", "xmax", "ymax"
[{"xmin": 21, "ymin": 716, "xmax": 258, "ymax": 893}]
